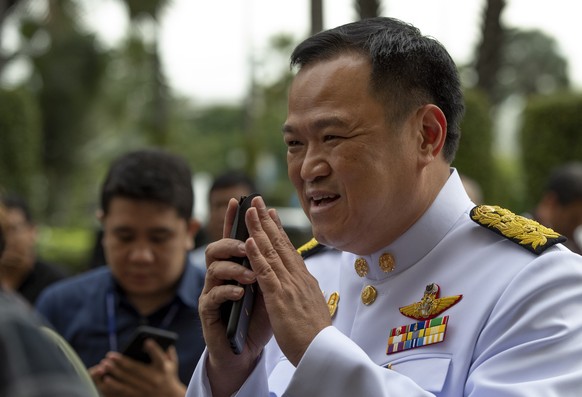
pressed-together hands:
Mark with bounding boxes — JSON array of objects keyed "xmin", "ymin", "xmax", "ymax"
[
  {"xmin": 89, "ymin": 340, "xmax": 186, "ymax": 397},
  {"xmin": 199, "ymin": 195, "xmax": 332, "ymax": 397}
]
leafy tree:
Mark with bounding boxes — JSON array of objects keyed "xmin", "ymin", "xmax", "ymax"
[
  {"xmin": 497, "ymin": 29, "xmax": 570, "ymax": 101},
  {"xmin": 170, "ymin": 103, "xmax": 247, "ymax": 176},
  {"xmin": 1, "ymin": 0, "xmax": 107, "ymax": 223},
  {"xmin": 471, "ymin": 0, "xmax": 569, "ymax": 105},
  {"xmin": 247, "ymin": 34, "xmax": 297, "ymax": 205},
  {"xmin": 0, "ymin": 87, "xmax": 41, "ymax": 203},
  {"xmin": 118, "ymin": 0, "xmax": 172, "ymax": 146},
  {"xmin": 0, "ymin": 0, "xmax": 21, "ymax": 73}
]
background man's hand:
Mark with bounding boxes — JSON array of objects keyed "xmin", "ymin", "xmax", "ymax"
[{"xmin": 89, "ymin": 340, "xmax": 186, "ymax": 397}]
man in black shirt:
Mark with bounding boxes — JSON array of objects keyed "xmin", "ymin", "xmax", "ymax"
[{"xmin": 0, "ymin": 194, "xmax": 67, "ymax": 304}]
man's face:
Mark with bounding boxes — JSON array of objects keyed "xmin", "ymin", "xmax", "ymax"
[
  {"xmin": 284, "ymin": 54, "xmax": 425, "ymax": 255},
  {"xmin": 0, "ymin": 208, "xmax": 36, "ymax": 270},
  {"xmin": 101, "ymin": 197, "xmax": 197, "ymax": 297},
  {"xmin": 536, "ymin": 193, "xmax": 582, "ymax": 239},
  {"xmin": 207, "ymin": 185, "xmax": 254, "ymax": 242},
  {"xmin": 552, "ymin": 200, "xmax": 582, "ymax": 240}
]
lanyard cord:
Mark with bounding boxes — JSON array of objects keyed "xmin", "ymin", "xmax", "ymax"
[
  {"xmin": 106, "ymin": 290, "xmax": 180, "ymax": 352},
  {"xmin": 106, "ymin": 292, "xmax": 118, "ymax": 351}
]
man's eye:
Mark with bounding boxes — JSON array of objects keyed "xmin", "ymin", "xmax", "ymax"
[
  {"xmin": 151, "ymin": 234, "xmax": 171, "ymax": 244},
  {"xmin": 116, "ymin": 234, "xmax": 133, "ymax": 243},
  {"xmin": 286, "ymin": 140, "xmax": 301, "ymax": 147},
  {"xmin": 323, "ymin": 135, "xmax": 340, "ymax": 142}
]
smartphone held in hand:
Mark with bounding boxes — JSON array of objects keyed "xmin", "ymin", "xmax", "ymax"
[
  {"xmin": 121, "ymin": 325, "xmax": 178, "ymax": 363},
  {"xmin": 220, "ymin": 193, "xmax": 260, "ymax": 355}
]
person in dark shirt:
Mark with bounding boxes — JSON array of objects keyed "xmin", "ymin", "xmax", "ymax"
[
  {"xmin": 189, "ymin": 170, "xmax": 257, "ymax": 272},
  {"xmin": 36, "ymin": 149, "xmax": 206, "ymax": 397},
  {"xmin": 0, "ymin": 194, "xmax": 67, "ymax": 305},
  {"xmin": 1, "ymin": 199, "xmax": 99, "ymax": 397},
  {"xmin": 533, "ymin": 162, "xmax": 582, "ymax": 254}
]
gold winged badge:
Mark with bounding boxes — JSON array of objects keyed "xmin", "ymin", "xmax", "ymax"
[{"xmin": 399, "ymin": 283, "xmax": 462, "ymax": 321}]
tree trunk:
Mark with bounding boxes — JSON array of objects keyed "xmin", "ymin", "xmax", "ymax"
[
  {"xmin": 474, "ymin": 0, "xmax": 506, "ymax": 105},
  {"xmin": 355, "ymin": 0, "xmax": 381, "ymax": 20},
  {"xmin": 310, "ymin": 0, "xmax": 323, "ymax": 35}
]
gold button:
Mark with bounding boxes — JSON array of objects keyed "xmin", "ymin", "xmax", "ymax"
[
  {"xmin": 379, "ymin": 253, "xmax": 395, "ymax": 273},
  {"xmin": 361, "ymin": 285, "xmax": 377, "ymax": 305},
  {"xmin": 354, "ymin": 257, "xmax": 369, "ymax": 277},
  {"xmin": 327, "ymin": 292, "xmax": 339, "ymax": 318}
]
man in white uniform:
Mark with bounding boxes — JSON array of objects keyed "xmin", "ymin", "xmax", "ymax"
[{"xmin": 187, "ymin": 17, "xmax": 582, "ymax": 396}]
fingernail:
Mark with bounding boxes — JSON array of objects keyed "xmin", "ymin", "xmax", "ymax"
[
  {"xmin": 242, "ymin": 269, "xmax": 256, "ymax": 282},
  {"xmin": 256, "ymin": 196, "xmax": 266, "ymax": 209},
  {"xmin": 232, "ymin": 285, "xmax": 244, "ymax": 298}
]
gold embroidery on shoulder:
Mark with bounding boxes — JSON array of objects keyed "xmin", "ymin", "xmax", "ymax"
[{"xmin": 470, "ymin": 205, "xmax": 566, "ymax": 254}]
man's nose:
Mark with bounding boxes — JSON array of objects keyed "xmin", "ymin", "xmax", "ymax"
[
  {"xmin": 128, "ymin": 244, "xmax": 154, "ymax": 262},
  {"xmin": 300, "ymin": 148, "xmax": 331, "ymax": 183}
]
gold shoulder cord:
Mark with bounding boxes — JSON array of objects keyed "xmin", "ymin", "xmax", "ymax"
[{"xmin": 297, "ymin": 237, "xmax": 321, "ymax": 258}]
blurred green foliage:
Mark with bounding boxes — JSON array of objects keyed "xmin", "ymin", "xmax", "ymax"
[
  {"xmin": 0, "ymin": 88, "xmax": 42, "ymax": 202},
  {"xmin": 453, "ymin": 89, "xmax": 495, "ymax": 202},
  {"xmin": 520, "ymin": 92, "xmax": 582, "ymax": 212},
  {"xmin": 37, "ymin": 226, "xmax": 94, "ymax": 275}
]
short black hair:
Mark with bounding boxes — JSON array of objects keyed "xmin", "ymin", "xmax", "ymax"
[
  {"xmin": 209, "ymin": 170, "xmax": 257, "ymax": 197},
  {"xmin": 100, "ymin": 149, "xmax": 194, "ymax": 221},
  {"xmin": 1, "ymin": 194, "xmax": 33, "ymax": 224},
  {"xmin": 545, "ymin": 162, "xmax": 582, "ymax": 205},
  {"xmin": 290, "ymin": 16, "xmax": 465, "ymax": 163}
]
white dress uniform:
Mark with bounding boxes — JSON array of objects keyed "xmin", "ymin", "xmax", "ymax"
[{"xmin": 186, "ymin": 170, "xmax": 582, "ymax": 396}]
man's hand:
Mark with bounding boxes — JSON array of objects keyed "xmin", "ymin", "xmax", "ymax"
[
  {"xmin": 244, "ymin": 196, "xmax": 332, "ymax": 366},
  {"xmin": 89, "ymin": 340, "xmax": 185, "ymax": 397},
  {"xmin": 198, "ymin": 196, "xmax": 332, "ymax": 396},
  {"xmin": 198, "ymin": 198, "xmax": 273, "ymax": 397}
]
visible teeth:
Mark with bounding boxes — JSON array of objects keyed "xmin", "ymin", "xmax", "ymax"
[{"xmin": 312, "ymin": 194, "xmax": 334, "ymax": 201}]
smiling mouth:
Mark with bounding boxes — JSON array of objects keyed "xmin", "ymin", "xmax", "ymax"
[{"xmin": 311, "ymin": 194, "xmax": 340, "ymax": 207}]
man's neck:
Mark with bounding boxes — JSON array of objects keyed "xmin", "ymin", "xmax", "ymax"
[
  {"xmin": 126, "ymin": 288, "xmax": 177, "ymax": 316},
  {"xmin": 0, "ymin": 263, "xmax": 33, "ymax": 292}
]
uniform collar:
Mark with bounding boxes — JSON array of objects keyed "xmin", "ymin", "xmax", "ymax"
[
  {"xmin": 348, "ymin": 168, "xmax": 473, "ymax": 281},
  {"xmin": 176, "ymin": 258, "xmax": 204, "ymax": 308}
]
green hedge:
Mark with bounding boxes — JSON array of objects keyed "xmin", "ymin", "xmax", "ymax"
[
  {"xmin": 520, "ymin": 92, "xmax": 582, "ymax": 211},
  {"xmin": 37, "ymin": 226, "xmax": 95, "ymax": 275},
  {"xmin": 453, "ymin": 89, "xmax": 495, "ymax": 202}
]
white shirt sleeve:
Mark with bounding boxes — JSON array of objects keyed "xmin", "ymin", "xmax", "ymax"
[{"xmin": 185, "ymin": 348, "xmax": 271, "ymax": 397}]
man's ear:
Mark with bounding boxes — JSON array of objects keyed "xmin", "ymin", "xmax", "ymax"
[
  {"xmin": 95, "ymin": 209, "xmax": 104, "ymax": 224},
  {"xmin": 417, "ymin": 104, "xmax": 447, "ymax": 164}
]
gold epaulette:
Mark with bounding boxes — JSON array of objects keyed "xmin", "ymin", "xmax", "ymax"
[
  {"xmin": 297, "ymin": 237, "xmax": 325, "ymax": 259},
  {"xmin": 470, "ymin": 205, "xmax": 566, "ymax": 255}
]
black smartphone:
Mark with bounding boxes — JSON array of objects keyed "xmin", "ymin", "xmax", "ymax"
[
  {"xmin": 120, "ymin": 325, "xmax": 178, "ymax": 363},
  {"xmin": 220, "ymin": 193, "xmax": 260, "ymax": 355}
]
